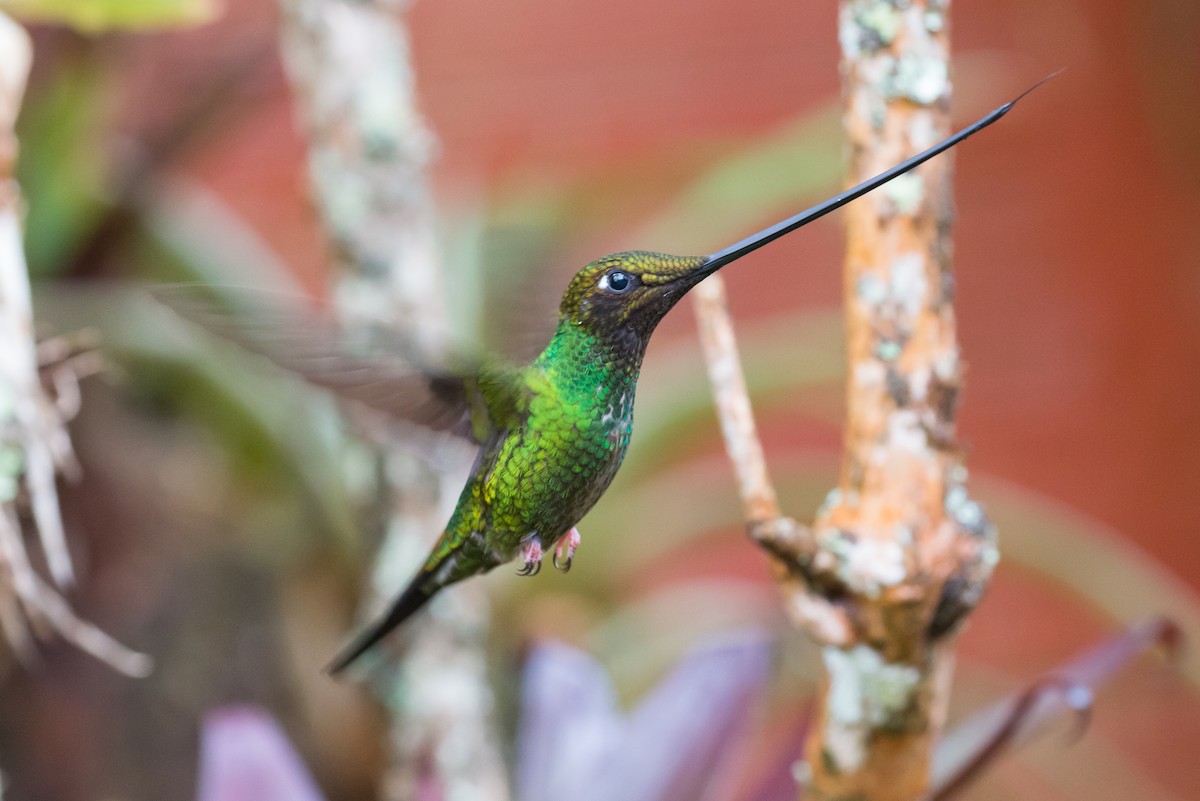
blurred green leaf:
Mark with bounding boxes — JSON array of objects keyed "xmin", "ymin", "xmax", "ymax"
[
  {"xmin": 441, "ymin": 99, "xmax": 841, "ymax": 360},
  {"xmin": 137, "ymin": 177, "xmax": 303, "ymax": 289},
  {"xmin": 1, "ymin": 0, "xmax": 217, "ymax": 32},
  {"xmin": 635, "ymin": 103, "xmax": 842, "ymax": 254},
  {"xmin": 36, "ymin": 176, "xmax": 359, "ymax": 561},
  {"xmin": 15, "ymin": 57, "xmax": 110, "ymax": 277},
  {"xmin": 627, "ymin": 308, "xmax": 845, "ymax": 478},
  {"xmin": 40, "ymin": 286, "xmax": 360, "ymax": 564}
]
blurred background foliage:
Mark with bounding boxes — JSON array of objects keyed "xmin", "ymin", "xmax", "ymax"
[{"xmin": 0, "ymin": 0, "xmax": 1198, "ymax": 800}]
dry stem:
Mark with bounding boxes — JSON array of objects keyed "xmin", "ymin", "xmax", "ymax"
[
  {"xmin": 0, "ymin": 11, "xmax": 150, "ymax": 677},
  {"xmin": 692, "ymin": 277, "xmax": 851, "ymax": 645}
]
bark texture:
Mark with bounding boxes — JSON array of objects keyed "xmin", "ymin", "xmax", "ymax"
[
  {"xmin": 695, "ymin": 2, "xmax": 996, "ymax": 799},
  {"xmin": 804, "ymin": 3, "xmax": 995, "ymax": 797}
]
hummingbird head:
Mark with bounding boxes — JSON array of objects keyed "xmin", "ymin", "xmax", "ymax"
[
  {"xmin": 553, "ymin": 81, "xmax": 1044, "ymax": 347},
  {"xmin": 559, "ymin": 251, "xmax": 713, "ymax": 340}
]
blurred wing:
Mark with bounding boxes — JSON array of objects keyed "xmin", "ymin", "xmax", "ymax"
[{"xmin": 150, "ymin": 286, "xmax": 526, "ymax": 442}]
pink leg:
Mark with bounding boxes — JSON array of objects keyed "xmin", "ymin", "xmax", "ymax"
[
  {"xmin": 518, "ymin": 539, "xmax": 543, "ymax": 576},
  {"xmin": 553, "ymin": 527, "xmax": 581, "ymax": 572}
]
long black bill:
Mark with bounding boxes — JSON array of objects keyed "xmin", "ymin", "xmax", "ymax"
[{"xmin": 700, "ymin": 71, "xmax": 1060, "ymax": 272}]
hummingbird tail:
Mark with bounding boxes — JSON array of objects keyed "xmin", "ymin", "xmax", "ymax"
[{"xmin": 325, "ymin": 571, "xmax": 439, "ymax": 676}]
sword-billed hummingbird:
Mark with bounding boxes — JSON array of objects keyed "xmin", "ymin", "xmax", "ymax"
[{"xmin": 169, "ymin": 84, "xmax": 1044, "ymax": 674}]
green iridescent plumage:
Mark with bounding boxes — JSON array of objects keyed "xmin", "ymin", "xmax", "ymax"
[
  {"xmin": 327, "ymin": 253, "xmax": 708, "ymax": 672},
  {"xmin": 431, "ymin": 257, "xmax": 705, "ymax": 567}
]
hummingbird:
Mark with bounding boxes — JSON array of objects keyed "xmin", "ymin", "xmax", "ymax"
[{"xmin": 166, "ymin": 84, "xmax": 1043, "ymax": 674}]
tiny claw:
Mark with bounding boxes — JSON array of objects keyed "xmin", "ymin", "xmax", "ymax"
[
  {"xmin": 553, "ymin": 527, "xmax": 581, "ymax": 572},
  {"xmin": 518, "ymin": 538, "xmax": 543, "ymax": 577},
  {"xmin": 517, "ymin": 560, "xmax": 543, "ymax": 577}
]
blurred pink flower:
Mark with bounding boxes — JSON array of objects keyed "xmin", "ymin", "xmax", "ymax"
[
  {"xmin": 197, "ymin": 705, "xmax": 327, "ymax": 801},
  {"xmin": 517, "ymin": 633, "xmax": 772, "ymax": 801}
]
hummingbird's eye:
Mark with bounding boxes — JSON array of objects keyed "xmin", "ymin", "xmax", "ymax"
[{"xmin": 600, "ymin": 270, "xmax": 633, "ymax": 294}]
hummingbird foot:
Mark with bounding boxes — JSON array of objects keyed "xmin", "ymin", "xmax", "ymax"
[
  {"xmin": 553, "ymin": 527, "xmax": 581, "ymax": 572},
  {"xmin": 518, "ymin": 539, "xmax": 544, "ymax": 576}
]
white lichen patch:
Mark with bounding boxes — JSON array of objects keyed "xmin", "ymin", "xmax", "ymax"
[
  {"xmin": 888, "ymin": 56, "xmax": 948, "ymax": 105},
  {"xmin": 890, "ymin": 252, "xmax": 928, "ymax": 316},
  {"xmin": 907, "ymin": 110, "xmax": 942, "ymax": 152},
  {"xmin": 816, "ymin": 487, "xmax": 843, "ymax": 520},
  {"xmin": 944, "ymin": 482, "xmax": 994, "ymax": 537},
  {"xmin": 907, "ymin": 366, "xmax": 931, "ymax": 402},
  {"xmin": 883, "ymin": 173, "xmax": 925, "ymax": 215},
  {"xmin": 856, "ymin": 1, "xmax": 902, "ymax": 46},
  {"xmin": 824, "ymin": 532, "xmax": 908, "ymax": 598},
  {"xmin": 849, "ymin": 538, "xmax": 906, "ymax": 594},
  {"xmin": 856, "ymin": 273, "xmax": 889, "ymax": 307},
  {"xmin": 0, "ymin": 444, "xmax": 21, "ymax": 502},
  {"xmin": 0, "ymin": 383, "xmax": 13, "ymax": 422},
  {"xmin": 876, "ymin": 340, "xmax": 902, "ymax": 362},
  {"xmin": 853, "ymin": 361, "xmax": 887, "ymax": 389},
  {"xmin": 815, "ymin": 487, "xmax": 862, "ymax": 521},
  {"xmin": 839, "ymin": 0, "xmax": 902, "ymax": 59},
  {"xmin": 822, "ymin": 645, "xmax": 922, "ymax": 772},
  {"xmin": 887, "ymin": 409, "xmax": 927, "ymax": 453},
  {"xmin": 933, "ymin": 348, "xmax": 959, "ymax": 381},
  {"xmin": 943, "ymin": 484, "xmax": 969, "ymax": 515},
  {"xmin": 838, "ymin": 11, "xmax": 861, "ymax": 60}
]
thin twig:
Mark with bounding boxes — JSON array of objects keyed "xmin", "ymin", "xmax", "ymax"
[
  {"xmin": 691, "ymin": 275, "xmax": 850, "ymax": 646},
  {"xmin": 24, "ymin": 573, "xmax": 154, "ymax": 677},
  {"xmin": 691, "ymin": 276, "xmax": 782, "ymax": 531}
]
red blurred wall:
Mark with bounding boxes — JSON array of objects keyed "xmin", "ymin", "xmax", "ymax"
[{"xmin": 161, "ymin": 0, "xmax": 1200, "ymax": 588}]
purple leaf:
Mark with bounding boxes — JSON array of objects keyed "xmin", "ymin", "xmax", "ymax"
[
  {"xmin": 932, "ymin": 616, "xmax": 1180, "ymax": 799},
  {"xmin": 517, "ymin": 642, "xmax": 624, "ymax": 801},
  {"xmin": 517, "ymin": 633, "xmax": 772, "ymax": 801},
  {"xmin": 197, "ymin": 705, "xmax": 328, "ymax": 801}
]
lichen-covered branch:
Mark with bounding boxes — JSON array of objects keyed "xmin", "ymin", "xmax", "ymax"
[
  {"xmin": 277, "ymin": 0, "xmax": 445, "ymax": 347},
  {"xmin": 0, "ymin": 11, "xmax": 151, "ymax": 677},
  {"xmin": 695, "ymin": 2, "xmax": 995, "ymax": 799},
  {"xmin": 277, "ymin": 2, "xmax": 509, "ymax": 800},
  {"xmin": 803, "ymin": 1, "xmax": 994, "ymax": 798}
]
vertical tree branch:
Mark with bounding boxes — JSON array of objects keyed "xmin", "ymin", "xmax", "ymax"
[
  {"xmin": 0, "ymin": 11, "xmax": 150, "ymax": 677},
  {"xmin": 695, "ymin": 2, "xmax": 996, "ymax": 800},
  {"xmin": 277, "ymin": 2, "xmax": 508, "ymax": 800},
  {"xmin": 0, "ymin": 15, "xmax": 71, "ymax": 590},
  {"xmin": 801, "ymin": 2, "xmax": 995, "ymax": 798}
]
